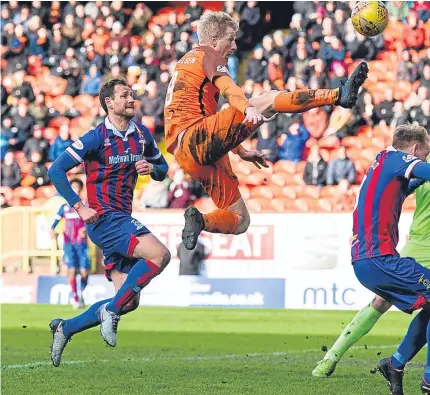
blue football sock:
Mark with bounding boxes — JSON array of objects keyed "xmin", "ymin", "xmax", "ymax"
[
  {"xmin": 62, "ymin": 298, "xmax": 111, "ymax": 338},
  {"xmin": 80, "ymin": 276, "xmax": 88, "ymax": 292},
  {"xmin": 424, "ymin": 319, "xmax": 430, "ymax": 383},
  {"xmin": 391, "ymin": 309, "xmax": 429, "ymax": 369},
  {"xmin": 106, "ymin": 259, "xmax": 160, "ymax": 314}
]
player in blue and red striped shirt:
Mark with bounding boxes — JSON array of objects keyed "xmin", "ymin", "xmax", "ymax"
[
  {"xmin": 351, "ymin": 124, "xmax": 430, "ymax": 394},
  {"xmin": 51, "ymin": 178, "xmax": 89, "ymax": 309},
  {"xmin": 47, "ymin": 78, "xmax": 170, "ymax": 367}
]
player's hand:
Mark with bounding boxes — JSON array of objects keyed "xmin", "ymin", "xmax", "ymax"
[
  {"xmin": 50, "ymin": 230, "xmax": 57, "ymax": 240},
  {"xmin": 135, "ymin": 159, "xmax": 154, "ymax": 176},
  {"xmin": 238, "ymin": 149, "xmax": 269, "ymax": 169},
  {"xmin": 74, "ymin": 202, "xmax": 99, "ymax": 225},
  {"xmin": 244, "ymin": 106, "xmax": 264, "ymax": 125}
]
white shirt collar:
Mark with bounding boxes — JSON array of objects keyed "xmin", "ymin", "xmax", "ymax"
[
  {"xmin": 386, "ymin": 146, "xmax": 396, "ymax": 152},
  {"xmin": 105, "ymin": 117, "xmax": 136, "ymax": 140}
]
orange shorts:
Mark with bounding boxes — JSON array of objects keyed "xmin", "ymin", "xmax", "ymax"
[{"xmin": 174, "ymin": 107, "xmax": 252, "ymax": 210}]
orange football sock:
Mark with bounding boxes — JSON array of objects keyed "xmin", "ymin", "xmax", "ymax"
[
  {"xmin": 273, "ymin": 89, "xmax": 339, "ymax": 113},
  {"xmin": 203, "ymin": 209, "xmax": 239, "ymax": 234}
]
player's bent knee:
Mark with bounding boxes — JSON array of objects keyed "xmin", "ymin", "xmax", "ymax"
[
  {"xmin": 151, "ymin": 247, "xmax": 171, "ymax": 272},
  {"xmin": 122, "ymin": 296, "xmax": 140, "ymax": 315},
  {"xmin": 68, "ymin": 268, "xmax": 77, "ymax": 278},
  {"xmin": 233, "ymin": 211, "xmax": 250, "ymax": 235},
  {"xmin": 250, "ymin": 90, "xmax": 279, "ymax": 118},
  {"xmin": 371, "ymin": 295, "xmax": 391, "ymax": 313}
]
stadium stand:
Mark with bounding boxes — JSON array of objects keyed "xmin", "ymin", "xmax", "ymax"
[{"xmin": 1, "ymin": 1, "xmax": 429, "ymax": 212}]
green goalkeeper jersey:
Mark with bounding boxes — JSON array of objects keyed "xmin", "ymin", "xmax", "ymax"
[{"xmin": 409, "ymin": 180, "xmax": 430, "ymax": 240}]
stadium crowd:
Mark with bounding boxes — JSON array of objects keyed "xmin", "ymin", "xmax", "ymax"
[{"xmin": 1, "ymin": 1, "xmax": 429, "ymax": 212}]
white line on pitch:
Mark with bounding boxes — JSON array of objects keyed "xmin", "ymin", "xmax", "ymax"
[{"xmin": 2, "ymin": 344, "xmax": 399, "ymax": 370}]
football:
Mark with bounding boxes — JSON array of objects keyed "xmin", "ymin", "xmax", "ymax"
[{"xmin": 351, "ymin": 1, "xmax": 389, "ymax": 37}]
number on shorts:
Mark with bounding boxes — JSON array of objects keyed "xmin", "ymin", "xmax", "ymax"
[{"xmin": 165, "ymin": 71, "xmax": 178, "ymax": 107}]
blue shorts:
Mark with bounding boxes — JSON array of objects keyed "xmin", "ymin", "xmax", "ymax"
[
  {"xmin": 353, "ymin": 255, "xmax": 430, "ymax": 314},
  {"xmin": 63, "ymin": 243, "xmax": 90, "ymax": 271},
  {"xmin": 87, "ymin": 211, "xmax": 150, "ymax": 281}
]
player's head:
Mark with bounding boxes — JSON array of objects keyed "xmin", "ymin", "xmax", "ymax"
[
  {"xmin": 197, "ymin": 11, "xmax": 238, "ymax": 58},
  {"xmin": 70, "ymin": 178, "xmax": 84, "ymax": 196},
  {"xmin": 393, "ymin": 124, "xmax": 430, "ymax": 161},
  {"xmin": 99, "ymin": 78, "xmax": 135, "ymax": 120}
]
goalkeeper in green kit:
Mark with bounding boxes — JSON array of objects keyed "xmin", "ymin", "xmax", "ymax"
[{"xmin": 312, "ymin": 175, "xmax": 430, "ymax": 378}]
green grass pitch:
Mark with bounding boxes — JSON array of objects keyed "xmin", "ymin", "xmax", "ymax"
[{"xmin": 1, "ymin": 305, "xmax": 427, "ymax": 395}]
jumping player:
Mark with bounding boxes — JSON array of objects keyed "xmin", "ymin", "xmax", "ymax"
[
  {"xmin": 51, "ymin": 178, "xmax": 89, "ymax": 309},
  {"xmin": 313, "ymin": 157, "xmax": 430, "ymax": 379},
  {"xmin": 164, "ymin": 11, "xmax": 369, "ymax": 250},
  {"xmin": 334, "ymin": 124, "xmax": 430, "ymax": 395},
  {"xmin": 48, "ymin": 78, "xmax": 170, "ymax": 367}
]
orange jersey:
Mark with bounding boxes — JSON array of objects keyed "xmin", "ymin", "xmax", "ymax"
[{"xmin": 164, "ymin": 46, "xmax": 231, "ymax": 153}]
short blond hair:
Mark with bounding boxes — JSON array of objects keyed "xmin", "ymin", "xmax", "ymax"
[
  {"xmin": 197, "ymin": 11, "xmax": 239, "ymax": 44},
  {"xmin": 393, "ymin": 123, "xmax": 429, "ymax": 150}
]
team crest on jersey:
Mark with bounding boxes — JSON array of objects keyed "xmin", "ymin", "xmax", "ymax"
[
  {"xmin": 402, "ymin": 154, "xmax": 415, "ymax": 162},
  {"xmin": 104, "ymin": 138, "xmax": 111, "ymax": 147},
  {"xmin": 216, "ymin": 65, "xmax": 229, "ymax": 73},
  {"xmin": 72, "ymin": 140, "xmax": 84, "ymax": 150}
]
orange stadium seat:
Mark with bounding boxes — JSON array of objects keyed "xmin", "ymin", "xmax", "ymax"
[
  {"xmin": 346, "ymin": 148, "xmax": 362, "ymax": 161},
  {"xmin": 13, "ymin": 186, "xmax": 36, "ymax": 201},
  {"xmin": 273, "ymin": 160, "xmax": 296, "ymax": 174},
  {"xmin": 296, "ymin": 185, "xmax": 321, "ymax": 199},
  {"xmin": 43, "ymin": 127, "xmax": 59, "ymax": 141},
  {"xmin": 73, "ymin": 95, "xmax": 95, "ymax": 116},
  {"xmin": 49, "ymin": 117, "xmax": 70, "ymax": 129},
  {"xmin": 35, "ymin": 186, "xmax": 57, "ymax": 199},
  {"xmin": 270, "ymin": 173, "xmax": 287, "ymax": 187},
  {"xmin": 342, "ymin": 136, "xmax": 362, "ymax": 149},
  {"xmin": 318, "ymin": 198, "xmax": 334, "ymax": 212},
  {"xmin": 270, "ymin": 197, "xmax": 295, "ymax": 212},
  {"xmin": 238, "ymin": 186, "xmax": 251, "ymax": 200},
  {"xmin": 250, "ymin": 185, "xmax": 273, "ymax": 199},
  {"xmin": 52, "ymin": 95, "xmax": 74, "ymax": 114},
  {"xmin": 245, "ymin": 172, "xmax": 267, "ymax": 186},
  {"xmin": 320, "ymin": 185, "xmax": 337, "ymax": 198}
]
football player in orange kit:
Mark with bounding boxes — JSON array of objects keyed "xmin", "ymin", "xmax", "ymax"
[{"xmin": 164, "ymin": 11, "xmax": 368, "ymax": 250}]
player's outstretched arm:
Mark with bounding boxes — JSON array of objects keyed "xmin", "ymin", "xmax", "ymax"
[
  {"xmin": 48, "ymin": 153, "xmax": 82, "ymax": 208},
  {"xmin": 407, "ymin": 178, "xmax": 426, "ymax": 195},
  {"xmin": 135, "ymin": 130, "xmax": 168, "ymax": 181},
  {"xmin": 411, "ymin": 162, "xmax": 430, "ymax": 182},
  {"xmin": 214, "ymin": 76, "xmax": 263, "ymax": 124}
]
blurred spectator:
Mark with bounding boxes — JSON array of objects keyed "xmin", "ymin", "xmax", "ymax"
[
  {"xmin": 256, "ymin": 123, "xmax": 278, "ymax": 163},
  {"xmin": 140, "ymin": 81, "xmax": 164, "ymax": 125},
  {"xmin": 387, "ymin": 1, "xmax": 410, "ymax": 22},
  {"xmin": 357, "ymin": 91, "xmax": 377, "ymax": 126},
  {"xmin": 106, "ymin": 21, "xmax": 130, "ymax": 51},
  {"xmin": 268, "ymin": 52, "xmax": 284, "ymax": 87},
  {"xmin": 420, "ymin": 65, "xmax": 430, "ymax": 90},
  {"xmin": 404, "ymin": 11, "xmax": 426, "ymax": 50},
  {"xmin": 62, "ymin": 14, "xmax": 83, "ymax": 48},
  {"xmin": 81, "ymin": 40, "xmax": 104, "ymax": 71},
  {"xmin": 302, "ymin": 107, "xmax": 328, "ymax": 139},
  {"xmin": 303, "ymin": 146, "xmax": 327, "ymax": 187},
  {"xmin": 91, "ymin": 26, "xmax": 110, "ymax": 56},
  {"xmin": 48, "ymin": 26, "xmax": 68, "ymax": 66},
  {"xmin": 29, "ymin": 93, "xmax": 49, "ymax": 127},
  {"xmin": 176, "ymin": 31, "xmax": 191, "ymax": 60},
  {"xmin": 1, "ymin": 116, "xmax": 23, "ymax": 154},
  {"xmin": 329, "ymin": 61, "xmax": 347, "ymax": 89},
  {"xmin": 157, "ymin": 31, "xmax": 176, "ymax": 65},
  {"xmin": 320, "ymin": 36, "xmax": 346, "ymax": 68},
  {"xmin": 5, "ymin": 24, "xmax": 29, "ymax": 73},
  {"xmin": 375, "ymin": 89, "xmax": 395, "ymax": 123},
  {"xmin": 63, "ymin": 61, "xmax": 82, "ymax": 96},
  {"xmin": 164, "ymin": 13, "xmax": 181, "ymax": 41},
  {"xmin": 167, "ymin": 170, "xmax": 193, "ymax": 209},
  {"xmin": 347, "ymin": 32, "xmax": 376, "ymax": 60},
  {"xmin": 390, "ymin": 101, "xmax": 409, "ymax": 130},
  {"xmin": 49, "ymin": 126, "xmax": 73, "ymax": 161},
  {"xmin": 292, "ymin": 45, "xmax": 310, "ymax": 85},
  {"xmin": 411, "ymin": 99, "xmax": 430, "ymax": 132},
  {"xmin": 397, "ymin": 50, "xmax": 418, "ymax": 82},
  {"xmin": 10, "ymin": 70, "xmax": 35, "ymax": 103},
  {"xmin": 81, "ymin": 64, "xmax": 102, "ymax": 96},
  {"xmin": 0, "ymin": 193, "xmax": 10, "ymax": 209},
  {"xmin": 27, "ymin": 150, "xmax": 50, "ymax": 189},
  {"xmin": 325, "ymin": 107, "xmax": 353, "ymax": 139},
  {"xmin": 1, "ymin": 84, "xmax": 10, "ymax": 118},
  {"xmin": 141, "ymin": 49, "xmax": 160, "ymax": 82},
  {"xmin": 1, "ymin": 151, "xmax": 21, "ymax": 189},
  {"xmin": 23, "ymin": 125, "xmax": 49, "ymax": 163},
  {"xmin": 326, "ymin": 147, "xmax": 356, "ymax": 186},
  {"xmin": 277, "ymin": 122, "xmax": 310, "ymax": 163},
  {"xmin": 13, "ymin": 102, "xmax": 35, "ymax": 143},
  {"xmin": 413, "ymin": 0, "xmax": 430, "ymax": 22},
  {"xmin": 128, "ymin": 3, "xmax": 153, "ymax": 36},
  {"xmin": 184, "ymin": 1, "xmax": 203, "ymax": 25},
  {"xmin": 245, "ymin": 45, "xmax": 268, "ymax": 84},
  {"xmin": 308, "ymin": 59, "xmax": 329, "ymax": 89},
  {"xmin": 178, "ymin": 239, "xmax": 205, "ymax": 275}
]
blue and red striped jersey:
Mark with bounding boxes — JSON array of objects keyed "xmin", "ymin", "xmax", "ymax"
[
  {"xmin": 51, "ymin": 203, "xmax": 87, "ymax": 245},
  {"xmin": 351, "ymin": 146, "xmax": 422, "ymax": 261},
  {"xmin": 65, "ymin": 118, "xmax": 161, "ymax": 216}
]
